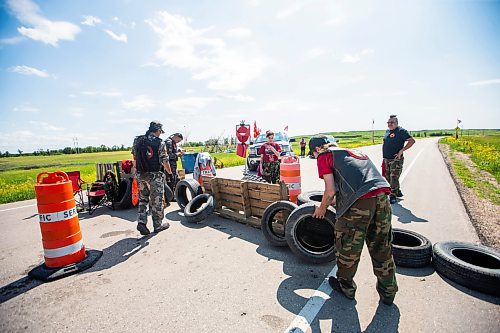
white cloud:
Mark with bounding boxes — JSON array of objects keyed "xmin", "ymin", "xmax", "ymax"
[
  {"xmin": 122, "ymin": 95, "xmax": 155, "ymax": 110},
  {"xmin": 9, "ymin": 65, "xmax": 50, "ymax": 77},
  {"xmin": 104, "ymin": 29, "xmax": 128, "ymax": 43},
  {"xmin": 341, "ymin": 48, "xmax": 374, "ymax": 64},
  {"xmin": 110, "ymin": 118, "xmax": 150, "ymax": 124},
  {"xmin": 13, "ymin": 103, "xmax": 39, "ymax": 112},
  {"xmin": 80, "ymin": 90, "xmax": 122, "ymax": 97},
  {"xmin": 7, "ymin": 0, "xmax": 80, "ymax": 46},
  {"xmin": 166, "ymin": 97, "xmax": 216, "ymax": 110},
  {"xmin": 218, "ymin": 93, "xmax": 255, "ymax": 103},
  {"xmin": 276, "ymin": 1, "xmax": 306, "ymax": 20},
  {"xmin": 225, "ymin": 28, "xmax": 252, "ymax": 38},
  {"xmin": 469, "ymin": 79, "xmax": 500, "ymax": 86},
  {"xmin": 0, "ymin": 36, "xmax": 24, "ymax": 45},
  {"xmin": 81, "ymin": 16, "xmax": 101, "ymax": 26},
  {"xmin": 67, "ymin": 107, "xmax": 85, "ymax": 118},
  {"xmin": 305, "ymin": 48, "xmax": 326, "ymax": 59},
  {"xmin": 29, "ymin": 120, "xmax": 64, "ymax": 131},
  {"xmin": 146, "ymin": 11, "xmax": 268, "ymax": 91}
]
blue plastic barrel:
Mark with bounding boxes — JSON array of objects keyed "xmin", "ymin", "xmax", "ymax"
[{"xmin": 181, "ymin": 153, "xmax": 198, "ymax": 174}]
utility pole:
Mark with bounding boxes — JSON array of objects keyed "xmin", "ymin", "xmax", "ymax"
[
  {"xmin": 372, "ymin": 119, "xmax": 375, "ymax": 144},
  {"xmin": 73, "ymin": 137, "xmax": 79, "ymax": 154}
]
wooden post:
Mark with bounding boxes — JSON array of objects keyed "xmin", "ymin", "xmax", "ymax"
[
  {"xmin": 240, "ymin": 181, "xmax": 252, "ymax": 218},
  {"xmin": 279, "ymin": 181, "xmax": 289, "ymax": 201},
  {"xmin": 210, "ymin": 178, "xmax": 222, "ymax": 209}
]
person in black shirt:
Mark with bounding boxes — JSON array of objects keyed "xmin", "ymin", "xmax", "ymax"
[{"xmin": 382, "ymin": 115, "xmax": 415, "ymax": 204}]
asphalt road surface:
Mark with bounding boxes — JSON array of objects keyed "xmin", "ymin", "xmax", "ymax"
[{"xmin": 0, "ymin": 137, "xmax": 498, "ymax": 332}]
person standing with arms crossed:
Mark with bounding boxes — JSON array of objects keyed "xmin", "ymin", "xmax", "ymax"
[
  {"xmin": 383, "ymin": 115, "xmax": 415, "ymax": 204},
  {"xmin": 299, "ymin": 137, "xmax": 307, "ymax": 157},
  {"xmin": 132, "ymin": 121, "xmax": 172, "ymax": 235},
  {"xmin": 309, "ymin": 135, "xmax": 398, "ymax": 306},
  {"xmin": 258, "ymin": 130, "xmax": 282, "ymax": 184}
]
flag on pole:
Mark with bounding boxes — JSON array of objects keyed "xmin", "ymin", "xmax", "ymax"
[
  {"xmin": 457, "ymin": 119, "xmax": 462, "ymax": 124},
  {"xmin": 284, "ymin": 125, "xmax": 288, "ymax": 131},
  {"xmin": 253, "ymin": 121, "xmax": 260, "ymax": 138}
]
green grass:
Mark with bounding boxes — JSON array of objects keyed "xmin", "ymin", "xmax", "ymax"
[{"xmin": 449, "ymin": 151, "xmax": 500, "ymax": 205}]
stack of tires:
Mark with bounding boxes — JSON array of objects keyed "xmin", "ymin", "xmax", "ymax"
[
  {"xmin": 174, "ymin": 179, "xmax": 215, "ymax": 223},
  {"xmin": 261, "ymin": 190, "xmax": 500, "ymax": 297}
]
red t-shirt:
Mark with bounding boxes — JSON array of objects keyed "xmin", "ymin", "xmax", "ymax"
[
  {"xmin": 317, "ymin": 152, "xmax": 390, "ymax": 199},
  {"xmin": 259, "ymin": 142, "xmax": 281, "ymax": 162}
]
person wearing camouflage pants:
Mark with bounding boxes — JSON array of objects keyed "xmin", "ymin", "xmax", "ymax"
[
  {"xmin": 258, "ymin": 130, "xmax": 282, "ymax": 184},
  {"xmin": 132, "ymin": 121, "xmax": 172, "ymax": 235},
  {"xmin": 309, "ymin": 135, "xmax": 398, "ymax": 306},
  {"xmin": 383, "ymin": 115, "xmax": 415, "ymax": 203}
]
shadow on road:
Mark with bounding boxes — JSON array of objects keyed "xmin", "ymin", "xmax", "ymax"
[
  {"xmin": 436, "ymin": 273, "xmax": 500, "ymax": 305},
  {"xmin": 392, "ymin": 204, "xmax": 428, "ymax": 224},
  {"xmin": 0, "ymin": 235, "xmax": 152, "ymax": 305},
  {"xmin": 396, "ymin": 265, "xmax": 435, "ymax": 277},
  {"xmin": 77, "ymin": 207, "xmax": 137, "ymax": 223}
]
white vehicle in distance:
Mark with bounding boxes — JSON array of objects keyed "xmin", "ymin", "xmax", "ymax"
[{"xmin": 246, "ymin": 132, "xmax": 295, "ymax": 171}]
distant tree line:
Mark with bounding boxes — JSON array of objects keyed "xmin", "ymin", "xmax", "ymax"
[{"xmin": 0, "ymin": 145, "xmax": 131, "ymax": 158}]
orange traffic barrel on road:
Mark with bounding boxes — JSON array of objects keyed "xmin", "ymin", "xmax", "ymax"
[
  {"xmin": 280, "ymin": 155, "xmax": 301, "ymax": 203},
  {"xmin": 29, "ymin": 171, "xmax": 102, "ymax": 282}
]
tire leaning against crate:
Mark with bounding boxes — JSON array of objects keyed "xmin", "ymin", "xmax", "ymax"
[
  {"xmin": 285, "ymin": 202, "xmax": 336, "ymax": 264},
  {"xmin": 114, "ymin": 178, "xmax": 133, "ymax": 209},
  {"xmin": 432, "ymin": 241, "xmax": 500, "ymax": 296},
  {"xmin": 297, "ymin": 191, "xmax": 323, "ymax": 206},
  {"xmin": 175, "ymin": 178, "xmax": 203, "ymax": 210},
  {"xmin": 261, "ymin": 201, "xmax": 298, "ymax": 247},
  {"xmin": 184, "ymin": 194, "xmax": 215, "ymax": 223},
  {"xmin": 164, "ymin": 182, "xmax": 174, "ymax": 203},
  {"xmin": 391, "ymin": 228, "xmax": 432, "ymax": 268}
]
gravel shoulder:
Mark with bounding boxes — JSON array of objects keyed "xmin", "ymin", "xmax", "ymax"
[{"xmin": 438, "ymin": 142, "xmax": 500, "ymax": 249}]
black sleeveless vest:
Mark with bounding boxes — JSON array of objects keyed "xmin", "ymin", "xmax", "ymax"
[
  {"xmin": 136, "ymin": 135, "xmax": 162, "ymax": 172},
  {"xmin": 320, "ymin": 147, "xmax": 389, "ymax": 218}
]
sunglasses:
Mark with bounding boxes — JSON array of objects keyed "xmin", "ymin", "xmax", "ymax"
[{"xmin": 387, "ymin": 121, "xmax": 396, "ymax": 124}]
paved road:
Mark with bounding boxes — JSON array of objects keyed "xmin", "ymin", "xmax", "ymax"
[{"xmin": 0, "ymin": 137, "xmax": 498, "ymax": 332}]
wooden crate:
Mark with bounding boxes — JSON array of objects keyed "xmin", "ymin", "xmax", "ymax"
[
  {"xmin": 96, "ymin": 162, "xmax": 120, "ymax": 181},
  {"xmin": 202, "ymin": 176, "xmax": 288, "ymax": 228}
]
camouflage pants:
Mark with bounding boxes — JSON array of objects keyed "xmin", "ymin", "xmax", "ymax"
[
  {"xmin": 262, "ymin": 161, "xmax": 280, "ymax": 184},
  {"xmin": 137, "ymin": 171, "xmax": 165, "ymax": 228},
  {"xmin": 383, "ymin": 157, "xmax": 404, "ymax": 197},
  {"xmin": 166, "ymin": 162, "xmax": 178, "ymax": 193},
  {"xmin": 335, "ymin": 194, "xmax": 398, "ymax": 301}
]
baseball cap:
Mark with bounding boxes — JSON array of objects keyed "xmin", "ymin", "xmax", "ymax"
[
  {"xmin": 149, "ymin": 121, "xmax": 165, "ymax": 133},
  {"xmin": 308, "ymin": 135, "xmax": 329, "ymax": 157}
]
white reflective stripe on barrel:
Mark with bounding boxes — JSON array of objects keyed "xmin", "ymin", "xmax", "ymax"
[
  {"xmin": 43, "ymin": 240, "xmax": 84, "ymax": 258},
  {"xmin": 38, "ymin": 206, "xmax": 78, "ymax": 223},
  {"xmin": 287, "ymin": 183, "xmax": 301, "ymax": 190}
]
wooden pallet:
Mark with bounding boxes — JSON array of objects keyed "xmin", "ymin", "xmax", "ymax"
[{"xmin": 202, "ymin": 176, "xmax": 288, "ymax": 228}]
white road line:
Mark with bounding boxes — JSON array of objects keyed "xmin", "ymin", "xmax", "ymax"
[
  {"xmin": 284, "ymin": 266, "xmax": 338, "ymax": 333},
  {"xmin": 400, "ymin": 149, "xmax": 424, "ymax": 183},
  {"xmin": 0, "ymin": 204, "xmax": 36, "ymax": 213},
  {"xmin": 284, "ymin": 148, "xmax": 425, "ymax": 333}
]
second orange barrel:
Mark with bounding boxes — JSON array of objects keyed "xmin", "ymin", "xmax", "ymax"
[
  {"xmin": 280, "ymin": 155, "xmax": 301, "ymax": 203},
  {"xmin": 35, "ymin": 171, "xmax": 86, "ymax": 268}
]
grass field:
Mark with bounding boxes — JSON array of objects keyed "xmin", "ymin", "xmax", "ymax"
[{"xmin": 1, "ymin": 129, "xmax": 498, "ymax": 204}]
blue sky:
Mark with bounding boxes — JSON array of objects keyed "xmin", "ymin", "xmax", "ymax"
[{"xmin": 0, "ymin": 0, "xmax": 499, "ymax": 153}]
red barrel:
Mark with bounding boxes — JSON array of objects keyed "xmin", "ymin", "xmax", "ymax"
[
  {"xmin": 35, "ymin": 171, "xmax": 86, "ymax": 268},
  {"xmin": 280, "ymin": 155, "xmax": 301, "ymax": 203}
]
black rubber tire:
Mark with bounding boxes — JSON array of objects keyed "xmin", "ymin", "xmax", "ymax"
[
  {"xmin": 184, "ymin": 194, "xmax": 215, "ymax": 223},
  {"xmin": 433, "ymin": 241, "xmax": 500, "ymax": 296},
  {"xmin": 392, "ymin": 228, "xmax": 432, "ymax": 267},
  {"xmin": 164, "ymin": 182, "xmax": 174, "ymax": 203},
  {"xmin": 297, "ymin": 191, "xmax": 323, "ymax": 206},
  {"xmin": 114, "ymin": 179, "xmax": 132, "ymax": 209},
  {"xmin": 261, "ymin": 201, "xmax": 298, "ymax": 247},
  {"xmin": 285, "ymin": 202, "xmax": 337, "ymax": 264},
  {"xmin": 246, "ymin": 159, "xmax": 257, "ymax": 172},
  {"xmin": 175, "ymin": 178, "xmax": 203, "ymax": 209}
]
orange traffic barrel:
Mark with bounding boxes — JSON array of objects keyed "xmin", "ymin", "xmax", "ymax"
[
  {"xmin": 35, "ymin": 171, "xmax": 86, "ymax": 268},
  {"xmin": 280, "ymin": 155, "xmax": 301, "ymax": 203}
]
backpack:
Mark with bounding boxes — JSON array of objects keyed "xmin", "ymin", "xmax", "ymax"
[{"xmin": 135, "ymin": 135, "xmax": 159, "ymax": 173}]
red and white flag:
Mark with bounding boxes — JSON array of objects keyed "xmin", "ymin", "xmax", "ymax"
[{"xmin": 284, "ymin": 125, "xmax": 288, "ymax": 131}]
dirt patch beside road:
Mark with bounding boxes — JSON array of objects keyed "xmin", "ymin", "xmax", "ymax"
[{"xmin": 439, "ymin": 143, "xmax": 500, "ymax": 249}]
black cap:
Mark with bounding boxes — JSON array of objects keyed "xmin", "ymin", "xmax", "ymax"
[
  {"xmin": 308, "ymin": 135, "xmax": 329, "ymax": 157},
  {"xmin": 149, "ymin": 121, "xmax": 164, "ymax": 133}
]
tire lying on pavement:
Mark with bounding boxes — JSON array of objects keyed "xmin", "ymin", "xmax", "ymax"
[
  {"xmin": 285, "ymin": 202, "xmax": 336, "ymax": 264},
  {"xmin": 175, "ymin": 179, "xmax": 203, "ymax": 210},
  {"xmin": 261, "ymin": 201, "xmax": 298, "ymax": 247},
  {"xmin": 241, "ymin": 174, "xmax": 267, "ymax": 183},
  {"xmin": 392, "ymin": 228, "xmax": 432, "ymax": 267},
  {"xmin": 432, "ymin": 241, "xmax": 500, "ymax": 296},
  {"xmin": 114, "ymin": 178, "xmax": 133, "ymax": 209},
  {"xmin": 297, "ymin": 191, "xmax": 323, "ymax": 206},
  {"xmin": 184, "ymin": 193, "xmax": 215, "ymax": 223}
]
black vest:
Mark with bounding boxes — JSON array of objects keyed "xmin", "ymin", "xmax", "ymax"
[
  {"xmin": 136, "ymin": 135, "xmax": 162, "ymax": 172},
  {"xmin": 321, "ymin": 148, "xmax": 389, "ymax": 218}
]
